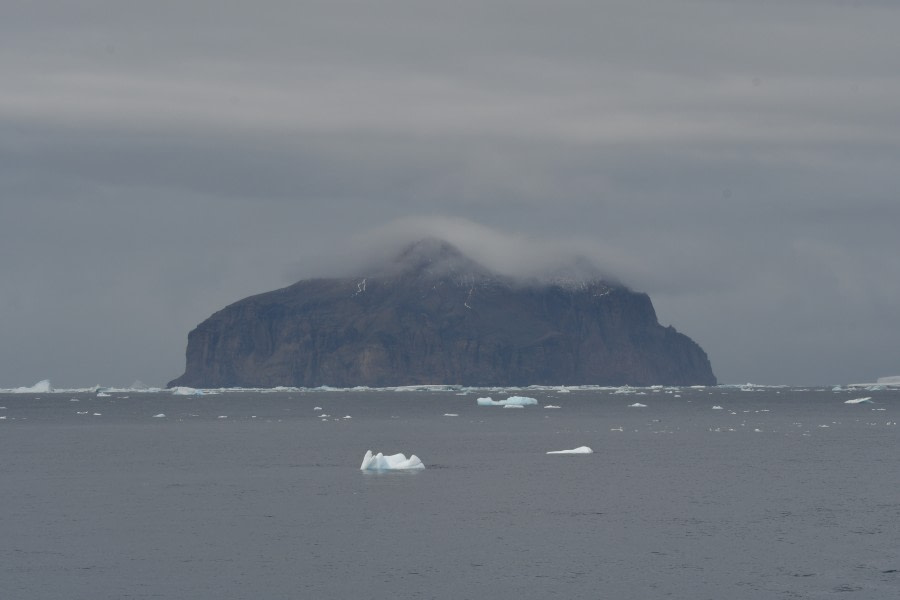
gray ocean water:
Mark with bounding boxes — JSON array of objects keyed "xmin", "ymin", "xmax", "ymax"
[{"xmin": 1, "ymin": 386, "xmax": 898, "ymax": 599}]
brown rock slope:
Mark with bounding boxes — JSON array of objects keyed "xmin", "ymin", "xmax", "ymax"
[{"xmin": 168, "ymin": 239, "xmax": 716, "ymax": 387}]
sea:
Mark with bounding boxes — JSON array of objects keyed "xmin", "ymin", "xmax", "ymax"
[{"xmin": 1, "ymin": 383, "xmax": 898, "ymax": 599}]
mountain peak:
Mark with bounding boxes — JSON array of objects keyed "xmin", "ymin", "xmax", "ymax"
[{"xmin": 380, "ymin": 237, "xmax": 494, "ymax": 281}]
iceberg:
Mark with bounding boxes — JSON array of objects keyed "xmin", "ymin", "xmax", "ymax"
[
  {"xmin": 547, "ymin": 446, "xmax": 593, "ymax": 455},
  {"xmin": 476, "ymin": 396, "xmax": 538, "ymax": 407},
  {"xmin": 152, "ymin": 413, "xmax": 166, "ymax": 418},
  {"xmin": 845, "ymin": 397, "xmax": 873, "ymax": 404},
  {"xmin": 544, "ymin": 405, "xmax": 561, "ymax": 409},
  {"xmin": 360, "ymin": 450, "xmax": 425, "ymax": 471},
  {"xmin": 10, "ymin": 379, "xmax": 53, "ymax": 393},
  {"xmin": 628, "ymin": 402, "xmax": 647, "ymax": 408}
]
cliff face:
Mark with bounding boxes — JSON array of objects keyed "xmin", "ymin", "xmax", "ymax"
[{"xmin": 168, "ymin": 240, "xmax": 716, "ymax": 388}]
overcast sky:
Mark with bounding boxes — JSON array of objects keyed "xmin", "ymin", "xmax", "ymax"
[{"xmin": 2, "ymin": 0, "xmax": 898, "ymax": 387}]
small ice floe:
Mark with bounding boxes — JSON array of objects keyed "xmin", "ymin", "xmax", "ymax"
[
  {"xmin": 92, "ymin": 413, "xmax": 102, "ymax": 416},
  {"xmin": 443, "ymin": 413, "xmax": 458, "ymax": 417},
  {"xmin": 152, "ymin": 413, "xmax": 166, "ymax": 418},
  {"xmin": 544, "ymin": 405, "xmax": 561, "ymax": 409},
  {"xmin": 171, "ymin": 386, "xmax": 205, "ymax": 396},
  {"xmin": 96, "ymin": 392, "xmax": 111, "ymax": 397},
  {"xmin": 343, "ymin": 415, "xmax": 352, "ymax": 419},
  {"xmin": 319, "ymin": 414, "xmax": 330, "ymax": 418},
  {"xmin": 712, "ymin": 405, "xmax": 724, "ymax": 410},
  {"xmin": 360, "ymin": 450, "xmax": 425, "ymax": 471},
  {"xmin": 628, "ymin": 403, "xmax": 647, "ymax": 408},
  {"xmin": 610, "ymin": 427, "xmax": 624, "ymax": 432},
  {"xmin": 313, "ymin": 406, "xmax": 323, "ymax": 411},
  {"xmin": 503, "ymin": 404, "xmax": 524, "ymax": 409},
  {"xmin": 476, "ymin": 396, "xmax": 538, "ymax": 407},
  {"xmin": 69, "ymin": 399, "xmax": 79, "ymax": 402},
  {"xmin": 753, "ymin": 428, "xmax": 762, "ymax": 432},
  {"xmin": 845, "ymin": 397, "xmax": 872, "ymax": 404},
  {"xmin": 217, "ymin": 415, "xmax": 227, "ymax": 419},
  {"xmin": 547, "ymin": 446, "xmax": 593, "ymax": 455}
]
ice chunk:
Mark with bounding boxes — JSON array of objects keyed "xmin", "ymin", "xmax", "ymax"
[
  {"xmin": 171, "ymin": 386, "xmax": 204, "ymax": 396},
  {"xmin": 476, "ymin": 396, "xmax": 538, "ymax": 407},
  {"xmin": 313, "ymin": 406, "xmax": 323, "ymax": 411},
  {"xmin": 10, "ymin": 380, "xmax": 53, "ymax": 393},
  {"xmin": 712, "ymin": 405, "xmax": 724, "ymax": 410},
  {"xmin": 443, "ymin": 413, "xmax": 458, "ymax": 417},
  {"xmin": 503, "ymin": 404, "xmax": 524, "ymax": 409},
  {"xmin": 547, "ymin": 446, "xmax": 593, "ymax": 455},
  {"xmin": 628, "ymin": 403, "xmax": 647, "ymax": 408},
  {"xmin": 96, "ymin": 392, "xmax": 111, "ymax": 397},
  {"xmin": 360, "ymin": 450, "xmax": 425, "ymax": 470},
  {"xmin": 845, "ymin": 397, "xmax": 873, "ymax": 404},
  {"xmin": 153, "ymin": 413, "xmax": 166, "ymax": 418},
  {"xmin": 544, "ymin": 405, "xmax": 561, "ymax": 409}
]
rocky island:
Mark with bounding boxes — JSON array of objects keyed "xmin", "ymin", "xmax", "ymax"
[{"xmin": 168, "ymin": 239, "xmax": 716, "ymax": 388}]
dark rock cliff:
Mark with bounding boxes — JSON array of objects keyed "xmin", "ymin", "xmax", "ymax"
[{"xmin": 168, "ymin": 239, "xmax": 716, "ymax": 387}]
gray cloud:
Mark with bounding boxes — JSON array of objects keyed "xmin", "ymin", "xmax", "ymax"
[{"xmin": 2, "ymin": 0, "xmax": 898, "ymax": 387}]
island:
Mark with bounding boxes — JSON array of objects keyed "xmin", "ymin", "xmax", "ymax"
[{"xmin": 168, "ymin": 239, "xmax": 717, "ymax": 388}]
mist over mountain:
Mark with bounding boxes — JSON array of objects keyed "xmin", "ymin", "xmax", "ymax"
[{"xmin": 169, "ymin": 239, "xmax": 716, "ymax": 388}]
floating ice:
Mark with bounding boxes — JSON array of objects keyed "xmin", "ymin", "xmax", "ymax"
[
  {"xmin": 443, "ymin": 413, "xmax": 458, "ymax": 417},
  {"xmin": 503, "ymin": 404, "xmax": 524, "ymax": 409},
  {"xmin": 476, "ymin": 396, "xmax": 538, "ymax": 407},
  {"xmin": 171, "ymin": 387, "xmax": 204, "ymax": 396},
  {"xmin": 547, "ymin": 446, "xmax": 593, "ymax": 455},
  {"xmin": 628, "ymin": 403, "xmax": 647, "ymax": 408},
  {"xmin": 712, "ymin": 405, "xmax": 724, "ymax": 410},
  {"xmin": 217, "ymin": 415, "xmax": 227, "ymax": 419},
  {"xmin": 845, "ymin": 397, "xmax": 873, "ymax": 404},
  {"xmin": 313, "ymin": 406, "xmax": 323, "ymax": 411},
  {"xmin": 96, "ymin": 392, "xmax": 111, "ymax": 397},
  {"xmin": 10, "ymin": 380, "xmax": 53, "ymax": 393},
  {"xmin": 360, "ymin": 450, "xmax": 425, "ymax": 471},
  {"xmin": 544, "ymin": 405, "xmax": 561, "ymax": 409},
  {"xmin": 153, "ymin": 413, "xmax": 166, "ymax": 418},
  {"xmin": 343, "ymin": 415, "xmax": 352, "ymax": 419}
]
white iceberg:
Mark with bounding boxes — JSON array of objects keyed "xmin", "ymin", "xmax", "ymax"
[
  {"xmin": 476, "ymin": 396, "xmax": 538, "ymax": 407},
  {"xmin": 628, "ymin": 403, "xmax": 647, "ymax": 408},
  {"xmin": 712, "ymin": 405, "xmax": 724, "ymax": 410},
  {"xmin": 547, "ymin": 446, "xmax": 593, "ymax": 455},
  {"xmin": 171, "ymin": 386, "xmax": 204, "ymax": 396},
  {"xmin": 544, "ymin": 405, "xmax": 561, "ymax": 409},
  {"xmin": 845, "ymin": 397, "xmax": 873, "ymax": 404},
  {"xmin": 10, "ymin": 379, "xmax": 53, "ymax": 393},
  {"xmin": 152, "ymin": 413, "xmax": 166, "ymax": 418},
  {"xmin": 360, "ymin": 450, "xmax": 425, "ymax": 471}
]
